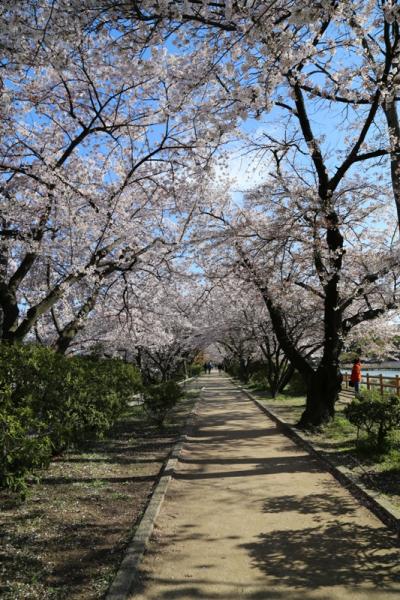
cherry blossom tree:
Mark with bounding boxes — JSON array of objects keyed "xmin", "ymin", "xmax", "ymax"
[
  {"xmin": 0, "ymin": 9, "xmax": 222, "ymax": 344},
  {"xmin": 195, "ymin": 168, "xmax": 400, "ymax": 425},
  {"xmin": 49, "ymin": 267, "xmax": 205, "ymax": 383},
  {"xmin": 184, "ymin": 271, "xmax": 315, "ymax": 394},
  {"xmin": 3, "ymin": 1, "xmax": 400, "ymax": 423},
  {"xmin": 344, "ymin": 316, "xmax": 400, "ymax": 362},
  {"xmin": 120, "ymin": 1, "xmax": 400, "ymax": 234}
]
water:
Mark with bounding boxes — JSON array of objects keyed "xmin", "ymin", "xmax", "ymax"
[{"xmin": 342, "ymin": 368, "xmax": 400, "ymax": 379}]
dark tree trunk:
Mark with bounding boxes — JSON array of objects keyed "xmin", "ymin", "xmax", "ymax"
[
  {"xmin": 53, "ymin": 292, "xmax": 98, "ymax": 354},
  {"xmin": 0, "ymin": 218, "xmax": 9, "ymax": 340},
  {"xmin": 299, "ymin": 211, "xmax": 344, "ymax": 427},
  {"xmin": 299, "ymin": 363, "xmax": 342, "ymax": 427},
  {"xmin": 260, "ymin": 335, "xmax": 293, "ymax": 397},
  {"xmin": 0, "ymin": 287, "xmax": 19, "ymax": 342},
  {"xmin": 382, "ymin": 97, "xmax": 400, "ymax": 231},
  {"xmin": 258, "ymin": 207, "xmax": 345, "ymax": 427},
  {"xmin": 239, "ymin": 357, "xmax": 251, "ymax": 383},
  {"xmin": 276, "ymin": 363, "xmax": 295, "ymax": 395},
  {"xmin": 261, "ymin": 285, "xmax": 344, "ymax": 426},
  {"xmin": 53, "ymin": 327, "xmax": 81, "ymax": 354}
]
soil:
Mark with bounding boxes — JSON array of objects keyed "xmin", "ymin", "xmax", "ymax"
[{"xmin": 0, "ymin": 391, "xmax": 197, "ymax": 600}]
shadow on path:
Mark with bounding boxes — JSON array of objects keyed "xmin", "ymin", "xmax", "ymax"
[
  {"xmin": 241, "ymin": 521, "xmax": 400, "ymax": 589},
  {"xmin": 132, "ymin": 374, "xmax": 400, "ymax": 600}
]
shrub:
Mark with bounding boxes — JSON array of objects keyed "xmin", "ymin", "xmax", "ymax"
[
  {"xmin": 286, "ymin": 370, "xmax": 307, "ymax": 396},
  {"xmin": 0, "ymin": 343, "xmax": 142, "ymax": 492},
  {"xmin": 344, "ymin": 390, "xmax": 400, "ymax": 449},
  {"xmin": 249, "ymin": 368, "xmax": 268, "ymax": 390},
  {"xmin": 225, "ymin": 359, "xmax": 261, "ymax": 384},
  {"xmin": 0, "ymin": 384, "xmax": 52, "ymax": 495},
  {"xmin": 41, "ymin": 356, "xmax": 141, "ymax": 452},
  {"xmin": 143, "ymin": 381, "xmax": 183, "ymax": 426},
  {"xmin": 189, "ymin": 363, "xmax": 203, "ymax": 377}
]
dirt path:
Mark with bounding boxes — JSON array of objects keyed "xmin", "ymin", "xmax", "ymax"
[{"xmin": 130, "ymin": 373, "xmax": 400, "ymax": 600}]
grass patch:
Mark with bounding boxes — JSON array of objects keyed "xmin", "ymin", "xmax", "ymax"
[
  {"xmin": 319, "ymin": 414, "xmax": 358, "ymax": 441},
  {"xmin": 251, "ymin": 388, "xmax": 306, "ymax": 425}
]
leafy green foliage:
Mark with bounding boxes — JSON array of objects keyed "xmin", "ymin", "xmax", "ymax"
[
  {"xmin": 189, "ymin": 363, "xmax": 203, "ymax": 377},
  {"xmin": 0, "ymin": 344, "xmax": 141, "ymax": 492},
  {"xmin": 143, "ymin": 381, "xmax": 183, "ymax": 426},
  {"xmin": 0, "ymin": 391, "xmax": 52, "ymax": 495},
  {"xmin": 339, "ymin": 350, "xmax": 360, "ymax": 364},
  {"xmin": 249, "ymin": 367, "xmax": 268, "ymax": 390},
  {"xmin": 344, "ymin": 390, "xmax": 400, "ymax": 449},
  {"xmin": 286, "ymin": 371, "xmax": 307, "ymax": 396},
  {"xmin": 226, "ymin": 359, "xmax": 263, "ymax": 384}
]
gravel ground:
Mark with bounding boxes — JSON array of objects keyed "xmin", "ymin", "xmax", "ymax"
[{"xmin": 131, "ymin": 373, "xmax": 400, "ymax": 600}]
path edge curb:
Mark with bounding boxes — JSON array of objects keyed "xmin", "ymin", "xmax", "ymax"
[
  {"xmin": 239, "ymin": 385, "xmax": 400, "ymax": 536},
  {"xmin": 105, "ymin": 388, "xmax": 202, "ymax": 600}
]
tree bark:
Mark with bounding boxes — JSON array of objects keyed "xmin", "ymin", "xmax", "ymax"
[
  {"xmin": 382, "ymin": 96, "xmax": 400, "ymax": 230},
  {"xmin": 257, "ymin": 209, "xmax": 345, "ymax": 427},
  {"xmin": 53, "ymin": 291, "xmax": 99, "ymax": 354},
  {"xmin": 277, "ymin": 363, "xmax": 295, "ymax": 395},
  {"xmin": 299, "ymin": 362, "xmax": 342, "ymax": 426}
]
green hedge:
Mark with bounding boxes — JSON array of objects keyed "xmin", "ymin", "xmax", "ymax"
[
  {"xmin": 0, "ymin": 344, "xmax": 141, "ymax": 493},
  {"xmin": 344, "ymin": 389, "xmax": 400, "ymax": 449},
  {"xmin": 143, "ymin": 381, "xmax": 183, "ymax": 426},
  {"xmin": 189, "ymin": 363, "xmax": 203, "ymax": 377}
]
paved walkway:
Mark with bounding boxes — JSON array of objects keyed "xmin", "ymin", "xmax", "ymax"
[{"xmin": 131, "ymin": 373, "xmax": 400, "ymax": 600}]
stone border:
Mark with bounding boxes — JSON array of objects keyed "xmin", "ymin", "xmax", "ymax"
[
  {"xmin": 105, "ymin": 386, "xmax": 203, "ymax": 600},
  {"xmin": 238, "ymin": 385, "xmax": 400, "ymax": 536}
]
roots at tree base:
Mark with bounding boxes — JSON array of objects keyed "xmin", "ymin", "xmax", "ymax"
[{"xmin": 298, "ymin": 365, "xmax": 342, "ymax": 428}]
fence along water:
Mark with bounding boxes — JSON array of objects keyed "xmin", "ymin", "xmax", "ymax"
[{"xmin": 343, "ymin": 372, "xmax": 400, "ymax": 396}]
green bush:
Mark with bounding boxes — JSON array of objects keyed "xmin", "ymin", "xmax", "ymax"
[
  {"xmin": 344, "ymin": 390, "xmax": 400, "ymax": 449},
  {"xmin": 0, "ymin": 345, "xmax": 53, "ymax": 492},
  {"xmin": 286, "ymin": 370, "xmax": 307, "ymax": 396},
  {"xmin": 249, "ymin": 368, "xmax": 268, "ymax": 390},
  {"xmin": 0, "ymin": 344, "xmax": 142, "ymax": 492},
  {"xmin": 0, "ymin": 384, "xmax": 52, "ymax": 495},
  {"xmin": 189, "ymin": 363, "xmax": 203, "ymax": 377},
  {"xmin": 143, "ymin": 381, "xmax": 183, "ymax": 426},
  {"xmin": 225, "ymin": 361, "xmax": 240, "ymax": 379},
  {"xmin": 41, "ymin": 356, "xmax": 142, "ymax": 453},
  {"xmin": 225, "ymin": 359, "xmax": 260, "ymax": 384},
  {"xmin": 340, "ymin": 350, "xmax": 360, "ymax": 364}
]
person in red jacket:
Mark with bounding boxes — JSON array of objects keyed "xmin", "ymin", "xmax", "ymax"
[{"xmin": 350, "ymin": 358, "xmax": 362, "ymax": 394}]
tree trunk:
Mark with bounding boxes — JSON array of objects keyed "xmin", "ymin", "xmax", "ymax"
[
  {"xmin": 299, "ymin": 363, "xmax": 342, "ymax": 427},
  {"xmin": 239, "ymin": 357, "xmax": 250, "ymax": 383},
  {"xmin": 262, "ymin": 283, "xmax": 344, "ymax": 425},
  {"xmin": 0, "ymin": 286, "xmax": 19, "ymax": 342},
  {"xmin": 382, "ymin": 97, "xmax": 400, "ymax": 230},
  {"xmin": 0, "ymin": 218, "xmax": 8, "ymax": 340},
  {"xmin": 53, "ymin": 291, "xmax": 98, "ymax": 354},
  {"xmin": 277, "ymin": 363, "xmax": 295, "ymax": 395}
]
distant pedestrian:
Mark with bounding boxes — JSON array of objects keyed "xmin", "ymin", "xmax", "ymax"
[
  {"xmin": 203, "ymin": 362, "xmax": 208, "ymax": 374},
  {"xmin": 218, "ymin": 363, "xmax": 223, "ymax": 373},
  {"xmin": 207, "ymin": 361, "xmax": 212, "ymax": 374},
  {"xmin": 350, "ymin": 358, "xmax": 362, "ymax": 394}
]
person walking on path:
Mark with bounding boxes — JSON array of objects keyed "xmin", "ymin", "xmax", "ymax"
[{"xmin": 350, "ymin": 357, "xmax": 362, "ymax": 394}]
